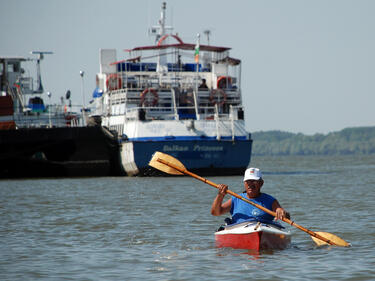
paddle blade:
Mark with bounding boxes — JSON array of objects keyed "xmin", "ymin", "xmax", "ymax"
[
  {"xmin": 312, "ymin": 231, "xmax": 351, "ymax": 247},
  {"xmin": 148, "ymin": 151, "xmax": 184, "ymax": 175}
]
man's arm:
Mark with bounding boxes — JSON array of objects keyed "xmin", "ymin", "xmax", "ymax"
[{"xmin": 211, "ymin": 184, "xmax": 232, "ymax": 216}]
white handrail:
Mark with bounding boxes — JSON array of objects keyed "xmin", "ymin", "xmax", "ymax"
[
  {"xmin": 230, "ymin": 105, "xmax": 235, "ymax": 141},
  {"xmin": 171, "ymin": 88, "xmax": 179, "ymax": 120},
  {"xmin": 192, "ymin": 90, "xmax": 200, "ymax": 120},
  {"xmin": 215, "ymin": 104, "xmax": 221, "ymax": 140}
]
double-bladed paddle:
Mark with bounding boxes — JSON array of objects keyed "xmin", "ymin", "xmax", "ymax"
[{"xmin": 149, "ymin": 151, "xmax": 350, "ymax": 247}]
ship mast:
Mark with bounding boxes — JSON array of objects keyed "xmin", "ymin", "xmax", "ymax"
[
  {"xmin": 150, "ymin": 2, "xmax": 172, "ymax": 72},
  {"xmin": 30, "ymin": 51, "xmax": 53, "ymax": 94},
  {"xmin": 158, "ymin": 2, "xmax": 166, "ymax": 70},
  {"xmin": 158, "ymin": 2, "xmax": 166, "ymax": 42}
]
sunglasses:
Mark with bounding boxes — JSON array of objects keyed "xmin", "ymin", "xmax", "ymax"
[{"xmin": 245, "ymin": 180, "xmax": 259, "ymax": 188}]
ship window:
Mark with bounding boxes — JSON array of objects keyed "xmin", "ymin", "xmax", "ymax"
[
  {"xmin": 7, "ymin": 64, "xmax": 14, "ymax": 73},
  {"xmin": 7, "ymin": 62, "xmax": 20, "ymax": 73}
]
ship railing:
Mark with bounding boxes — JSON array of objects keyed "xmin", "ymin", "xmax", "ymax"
[
  {"xmin": 121, "ymin": 106, "xmax": 176, "ymax": 121},
  {"xmin": 229, "ymin": 105, "xmax": 245, "ymax": 141},
  {"xmin": 109, "ymin": 103, "xmax": 246, "ymax": 141},
  {"xmin": 116, "ymin": 72, "xmax": 229, "ymax": 92},
  {"xmin": 212, "ymin": 104, "xmax": 235, "ymax": 140},
  {"xmin": 107, "ymin": 74, "xmax": 242, "ymax": 105},
  {"xmin": 13, "ymin": 103, "xmax": 84, "ymax": 128},
  {"xmin": 109, "ymin": 88, "xmax": 241, "ymax": 102},
  {"xmin": 105, "ymin": 87, "xmax": 244, "ymax": 119},
  {"xmin": 206, "ymin": 104, "xmax": 247, "ymax": 141},
  {"xmin": 117, "ymin": 104, "xmax": 242, "ymax": 123},
  {"xmin": 210, "ymin": 104, "xmax": 246, "ymax": 141},
  {"xmin": 6, "ymin": 83, "xmax": 25, "ymax": 112}
]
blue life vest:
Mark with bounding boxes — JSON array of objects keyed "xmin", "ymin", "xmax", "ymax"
[{"xmin": 230, "ymin": 192, "xmax": 275, "ymax": 224}]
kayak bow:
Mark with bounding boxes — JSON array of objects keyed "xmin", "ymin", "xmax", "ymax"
[{"xmin": 215, "ymin": 221, "xmax": 291, "ymax": 251}]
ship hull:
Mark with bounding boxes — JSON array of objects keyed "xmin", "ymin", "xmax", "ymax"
[
  {"xmin": 120, "ymin": 138, "xmax": 252, "ymax": 176},
  {"xmin": 0, "ymin": 127, "xmax": 122, "ymax": 178}
]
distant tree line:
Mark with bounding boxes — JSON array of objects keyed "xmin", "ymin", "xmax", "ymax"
[{"xmin": 251, "ymin": 126, "xmax": 375, "ymax": 156}]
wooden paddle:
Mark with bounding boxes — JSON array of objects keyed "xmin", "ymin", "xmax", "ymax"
[{"xmin": 149, "ymin": 151, "xmax": 350, "ymax": 247}]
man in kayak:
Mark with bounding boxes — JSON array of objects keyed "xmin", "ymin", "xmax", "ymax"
[{"xmin": 211, "ymin": 167, "xmax": 290, "ymax": 224}]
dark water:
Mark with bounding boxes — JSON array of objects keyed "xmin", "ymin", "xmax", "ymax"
[{"xmin": 1, "ymin": 155, "xmax": 374, "ymax": 280}]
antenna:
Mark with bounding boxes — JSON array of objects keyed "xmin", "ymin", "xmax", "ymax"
[
  {"xmin": 30, "ymin": 51, "xmax": 53, "ymax": 93},
  {"xmin": 148, "ymin": 2, "xmax": 173, "ymax": 44},
  {"xmin": 203, "ymin": 30, "xmax": 211, "ymax": 45}
]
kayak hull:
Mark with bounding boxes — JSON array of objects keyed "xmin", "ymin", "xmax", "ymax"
[{"xmin": 215, "ymin": 221, "xmax": 291, "ymax": 251}]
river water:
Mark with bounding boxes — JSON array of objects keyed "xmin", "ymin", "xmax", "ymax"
[{"xmin": 1, "ymin": 155, "xmax": 374, "ymax": 280}]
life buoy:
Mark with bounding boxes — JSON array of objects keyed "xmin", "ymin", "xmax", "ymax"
[
  {"xmin": 64, "ymin": 114, "xmax": 77, "ymax": 126},
  {"xmin": 140, "ymin": 88, "xmax": 158, "ymax": 107},
  {"xmin": 217, "ymin": 76, "xmax": 232, "ymax": 89},
  {"xmin": 106, "ymin": 74, "xmax": 122, "ymax": 91},
  {"xmin": 209, "ymin": 89, "xmax": 227, "ymax": 106}
]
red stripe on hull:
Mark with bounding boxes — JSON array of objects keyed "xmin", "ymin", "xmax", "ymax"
[
  {"xmin": 215, "ymin": 232, "xmax": 262, "ymax": 251},
  {"xmin": 215, "ymin": 231, "xmax": 291, "ymax": 251}
]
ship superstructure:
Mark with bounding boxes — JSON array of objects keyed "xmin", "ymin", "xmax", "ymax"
[{"xmin": 92, "ymin": 2, "xmax": 252, "ymax": 175}]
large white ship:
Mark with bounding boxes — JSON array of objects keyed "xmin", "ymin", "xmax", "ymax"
[{"xmin": 92, "ymin": 2, "xmax": 253, "ymax": 176}]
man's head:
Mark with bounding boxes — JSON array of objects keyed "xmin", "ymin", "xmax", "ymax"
[
  {"xmin": 243, "ymin": 168, "xmax": 264, "ymax": 197},
  {"xmin": 243, "ymin": 168, "xmax": 262, "ymax": 181}
]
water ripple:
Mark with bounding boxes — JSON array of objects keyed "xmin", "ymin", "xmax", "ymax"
[{"xmin": 0, "ymin": 155, "xmax": 374, "ymax": 280}]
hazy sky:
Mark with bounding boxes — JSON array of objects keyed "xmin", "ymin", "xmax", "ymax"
[{"xmin": 1, "ymin": 0, "xmax": 374, "ymax": 134}]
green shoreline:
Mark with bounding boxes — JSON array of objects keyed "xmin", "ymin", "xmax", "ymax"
[{"xmin": 251, "ymin": 126, "xmax": 375, "ymax": 156}]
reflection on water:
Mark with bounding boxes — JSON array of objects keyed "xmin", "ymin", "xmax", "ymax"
[{"xmin": 0, "ymin": 155, "xmax": 374, "ymax": 280}]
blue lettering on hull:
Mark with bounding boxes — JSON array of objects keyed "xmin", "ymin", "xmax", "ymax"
[{"xmin": 130, "ymin": 139, "xmax": 252, "ymax": 175}]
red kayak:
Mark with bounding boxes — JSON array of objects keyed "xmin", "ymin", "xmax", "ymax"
[{"xmin": 215, "ymin": 221, "xmax": 291, "ymax": 251}]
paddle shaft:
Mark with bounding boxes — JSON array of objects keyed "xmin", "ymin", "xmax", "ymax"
[{"xmin": 156, "ymin": 157, "xmax": 339, "ymax": 246}]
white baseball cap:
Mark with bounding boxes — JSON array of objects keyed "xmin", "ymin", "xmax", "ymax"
[{"xmin": 243, "ymin": 168, "xmax": 262, "ymax": 181}]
